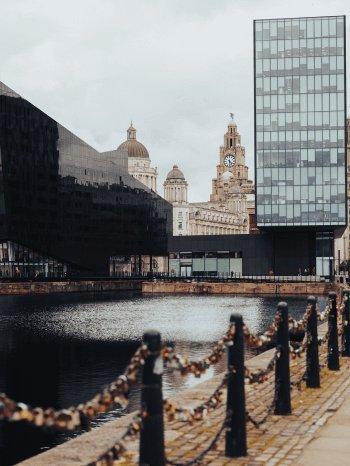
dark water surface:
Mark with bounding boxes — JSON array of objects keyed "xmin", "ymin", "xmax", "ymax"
[{"xmin": 0, "ymin": 291, "xmax": 326, "ymax": 465}]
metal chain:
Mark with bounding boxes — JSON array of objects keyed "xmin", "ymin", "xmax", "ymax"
[
  {"xmin": 318, "ymin": 330, "xmax": 329, "ymax": 346},
  {"xmin": 317, "ymin": 304, "xmax": 330, "ymax": 322},
  {"xmin": 290, "ymin": 371, "xmax": 306, "ymax": 390},
  {"xmin": 246, "ymin": 396, "xmax": 276, "ymax": 429},
  {"xmin": 245, "ymin": 348, "xmax": 280, "ymax": 384},
  {"xmin": 86, "ymin": 411, "xmax": 144, "ymax": 466},
  {"xmin": 289, "ymin": 335, "xmax": 307, "ymax": 358},
  {"xmin": 162, "ymin": 324, "xmax": 235, "ymax": 377},
  {"xmin": 164, "ymin": 374, "xmax": 227, "ymax": 423},
  {"xmin": 288, "ymin": 304, "xmax": 311, "ymax": 336},
  {"xmin": 165, "ymin": 413, "xmax": 229, "ymax": 466},
  {"xmin": 0, "ymin": 344, "xmax": 149, "ymax": 431},
  {"xmin": 243, "ymin": 311, "xmax": 280, "ymax": 349}
]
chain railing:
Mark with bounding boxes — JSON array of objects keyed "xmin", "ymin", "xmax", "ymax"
[
  {"xmin": 0, "ymin": 344, "xmax": 149, "ymax": 431},
  {"xmin": 2, "ymin": 290, "xmax": 349, "ymax": 466},
  {"xmin": 164, "ymin": 375, "xmax": 227, "ymax": 423},
  {"xmin": 162, "ymin": 323, "xmax": 235, "ymax": 377}
]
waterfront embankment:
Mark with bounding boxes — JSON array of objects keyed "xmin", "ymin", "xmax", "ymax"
[
  {"xmin": 0, "ymin": 279, "xmax": 141, "ymax": 296},
  {"xmin": 17, "ymin": 321, "xmax": 350, "ymax": 466},
  {"xmin": 142, "ymin": 280, "xmax": 335, "ymax": 295},
  {"xmin": 0, "ymin": 279, "xmax": 336, "ymax": 296}
]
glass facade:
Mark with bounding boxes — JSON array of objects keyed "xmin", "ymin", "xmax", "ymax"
[
  {"xmin": 254, "ymin": 16, "xmax": 347, "ymax": 227},
  {"xmin": 0, "ymin": 81, "xmax": 172, "ymax": 275},
  {"xmin": 168, "ymin": 251, "xmax": 243, "ymax": 277},
  {"xmin": 0, "ymin": 241, "xmax": 68, "ymax": 278}
]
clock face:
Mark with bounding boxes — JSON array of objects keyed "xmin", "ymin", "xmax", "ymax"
[{"xmin": 224, "ymin": 154, "xmax": 235, "ymax": 167}]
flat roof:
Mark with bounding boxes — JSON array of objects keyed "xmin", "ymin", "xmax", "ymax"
[{"xmin": 254, "ymin": 15, "xmax": 345, "ymax": 22}]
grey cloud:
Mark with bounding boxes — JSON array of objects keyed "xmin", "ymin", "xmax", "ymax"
[{"xmin": 1, "ymin": 0, "xmax": 349, "ymax": 202}]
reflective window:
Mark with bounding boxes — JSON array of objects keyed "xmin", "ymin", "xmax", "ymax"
[
  {"xmin": 254, "ymin": 16, "xmax": 346, "ymax": 226},
  {"xmin": 0, "ymin": 81, "xmax": 173, "ymax": 274}
]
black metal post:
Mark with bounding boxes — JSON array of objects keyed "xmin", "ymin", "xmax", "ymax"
[
  {"xmin": 274, "ymin": 302, "xmax": 291, "ymax": 415},
  {"xmin": 225, "ymin": 314, "xmax": 247, "ymax": 458},
  {"xmin": 342, "ymin": 290, "xmax": 350, "ymax": 356},
  {"xmin": 306, "ymin": 296, "xmax": 320, "ymax": 388},
  {"xmin": 139, "ymin": 331, "xmax": 165, "ymax": 466},
  {"xmin": 327, "ymin": 291, "xmax": 340, "ymax": 371}
]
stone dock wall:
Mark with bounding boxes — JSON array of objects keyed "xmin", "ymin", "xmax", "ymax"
[
  {"xmin": 0, "ymin": 280, "xmax": 142, "ymax": 296},
  {"xmin": 0, "ymin": 279, "xmax": 337, "ymax": 296},
  {"xmin": 142, "ymin": 280, "xmax": 336, "ymax": 296}
]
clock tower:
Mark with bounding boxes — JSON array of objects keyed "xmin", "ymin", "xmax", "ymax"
[{"xmin": 210, "ymin": 116, "xmax": 253, "ymax": 203}]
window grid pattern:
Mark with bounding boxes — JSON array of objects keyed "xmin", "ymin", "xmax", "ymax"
[{"xmin": 254, "ymin": 16, "xmax": 346, "ymax": 227}]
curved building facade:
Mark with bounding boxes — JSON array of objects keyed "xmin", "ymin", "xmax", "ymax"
[{"xmin": 0, "ymin": 82, "xmax": 172, "ymax": 277}]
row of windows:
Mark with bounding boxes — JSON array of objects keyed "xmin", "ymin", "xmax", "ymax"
[
  {"xmin": 257, "ymin": 142, "xmax": 343, "ymax": 151},
  {"xmin": 256, "ymin": 58, "xmax": 344, "ymax": 76},
  {"xmin": 256, "ymin": 74, "xmax": 344, "ymax": 95},
  {"xmin": 170, "ymin": 251, "xmax": 242, "ymax": 259},
  {"xmin": 256, "ymin": 111, "xmax": 344, "ymax": 127},
  {"xmin": 257, "ymin": 154, "xmax": 345, "ymax": 168},
  {"xmin": 256, "ymin": 44, "xmax": 344, "ymax": 60},
  {"xmin": 257, "ymin": 129, "xmax": 344, "ymax": 140},
  {"xmin": 257, "ymin": 209, "xmax": 345, "ymax": 222},
  {"xmin": 257, "ymin": 188, "xmax": 345, "ymax": 202},
  {"xmin": 257, "ymin": 166, "xmax": 345, "ymax": 181},
  {"xmin": 255, "ymin": 17, "xmax": 344, "ymax": 40},
  {"xmin": 256, "ymin": 37, "xmax": 344, "ymax": 48},
  {"xmin": 257, "ymin": 183, "xmax": 345, "ymax": 195},
  {"xmin": 256, "ymin": 93, "xmax": 344, "ymax": 112},
  {"xmin": 257, "ymin": 205, "xmax": 345, "ymax": 216}
]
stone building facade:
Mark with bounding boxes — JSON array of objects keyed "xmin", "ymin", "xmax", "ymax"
[
  {"xmin": 117, "ymin": 124, "xmax": 157, "ymax": 192},
  {"xmin": 164, "ymin": 118, "xmax": 253, "ymax": 236},
  {"xmin": 210, "ymin": 118, "xmax": 254, "ymax": 201},
  {"xmin": 163, "ymin": 165, "xmax": 190, "ymax": 236}
]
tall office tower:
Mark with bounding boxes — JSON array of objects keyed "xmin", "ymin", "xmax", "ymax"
[{"xmin": 254, "ymin": 16, "xmax": 347, "ymax": 275}]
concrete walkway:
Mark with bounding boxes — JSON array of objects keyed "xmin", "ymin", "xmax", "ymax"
[{"xmin": 296, "ymin": 382, "xmax": 350, "ymax": 466}]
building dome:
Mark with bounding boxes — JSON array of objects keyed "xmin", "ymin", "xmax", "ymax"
[
  {"xmin": 117, "ymin": 123, "xmax": 149, "ymax": 159},
  {"xmin": 166, "ymin": 165, "xmax": 185, "ymax": 180}
]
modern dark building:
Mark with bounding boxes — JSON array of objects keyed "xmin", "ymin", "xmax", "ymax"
[
  {"xmin": 0, "ymin": 82, "xmax": 172, "ymax": 277},
  {"xmin": 254, "ymin": 15, "xmax": 347, "ymax": 275},
  {"xmin": 168, "ymin": 232, "xmax": 316, "ymax": 277}
]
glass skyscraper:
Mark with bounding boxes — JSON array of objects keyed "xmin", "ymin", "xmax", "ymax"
[{"xmin": 254, "ymin": 16, "xmax": 346, "ymax": 228}]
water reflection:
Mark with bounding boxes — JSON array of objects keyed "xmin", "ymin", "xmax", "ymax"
[{"xmin": 0, "ymin": 291, "xmax": 326, "ymax": 465}]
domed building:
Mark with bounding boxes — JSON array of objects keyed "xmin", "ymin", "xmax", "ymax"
[
  {"xmin": 164, "ymin": 165, "xmax": 189, "ymax": 236},
  {"xmin": 117, "ymin": 123, "xmax": 157, "ymax": 192},
  {"xmin": 164, "ymin": 165, "xmax": 188, "ymax": 203}
]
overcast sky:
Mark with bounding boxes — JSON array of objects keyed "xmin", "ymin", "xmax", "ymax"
[{"xmin": 1, "ymin": 0, "xmax": 349, "ymax": 201}]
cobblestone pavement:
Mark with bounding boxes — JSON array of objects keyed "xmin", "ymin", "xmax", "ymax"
[{"xmin": 121, "ymin": 342, "xmax": 350, "ymax": 466}]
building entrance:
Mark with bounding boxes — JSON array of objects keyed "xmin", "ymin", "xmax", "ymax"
[{"xmin": 180, "ymin": 265, "xmax": 192, "ymax": 277}]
